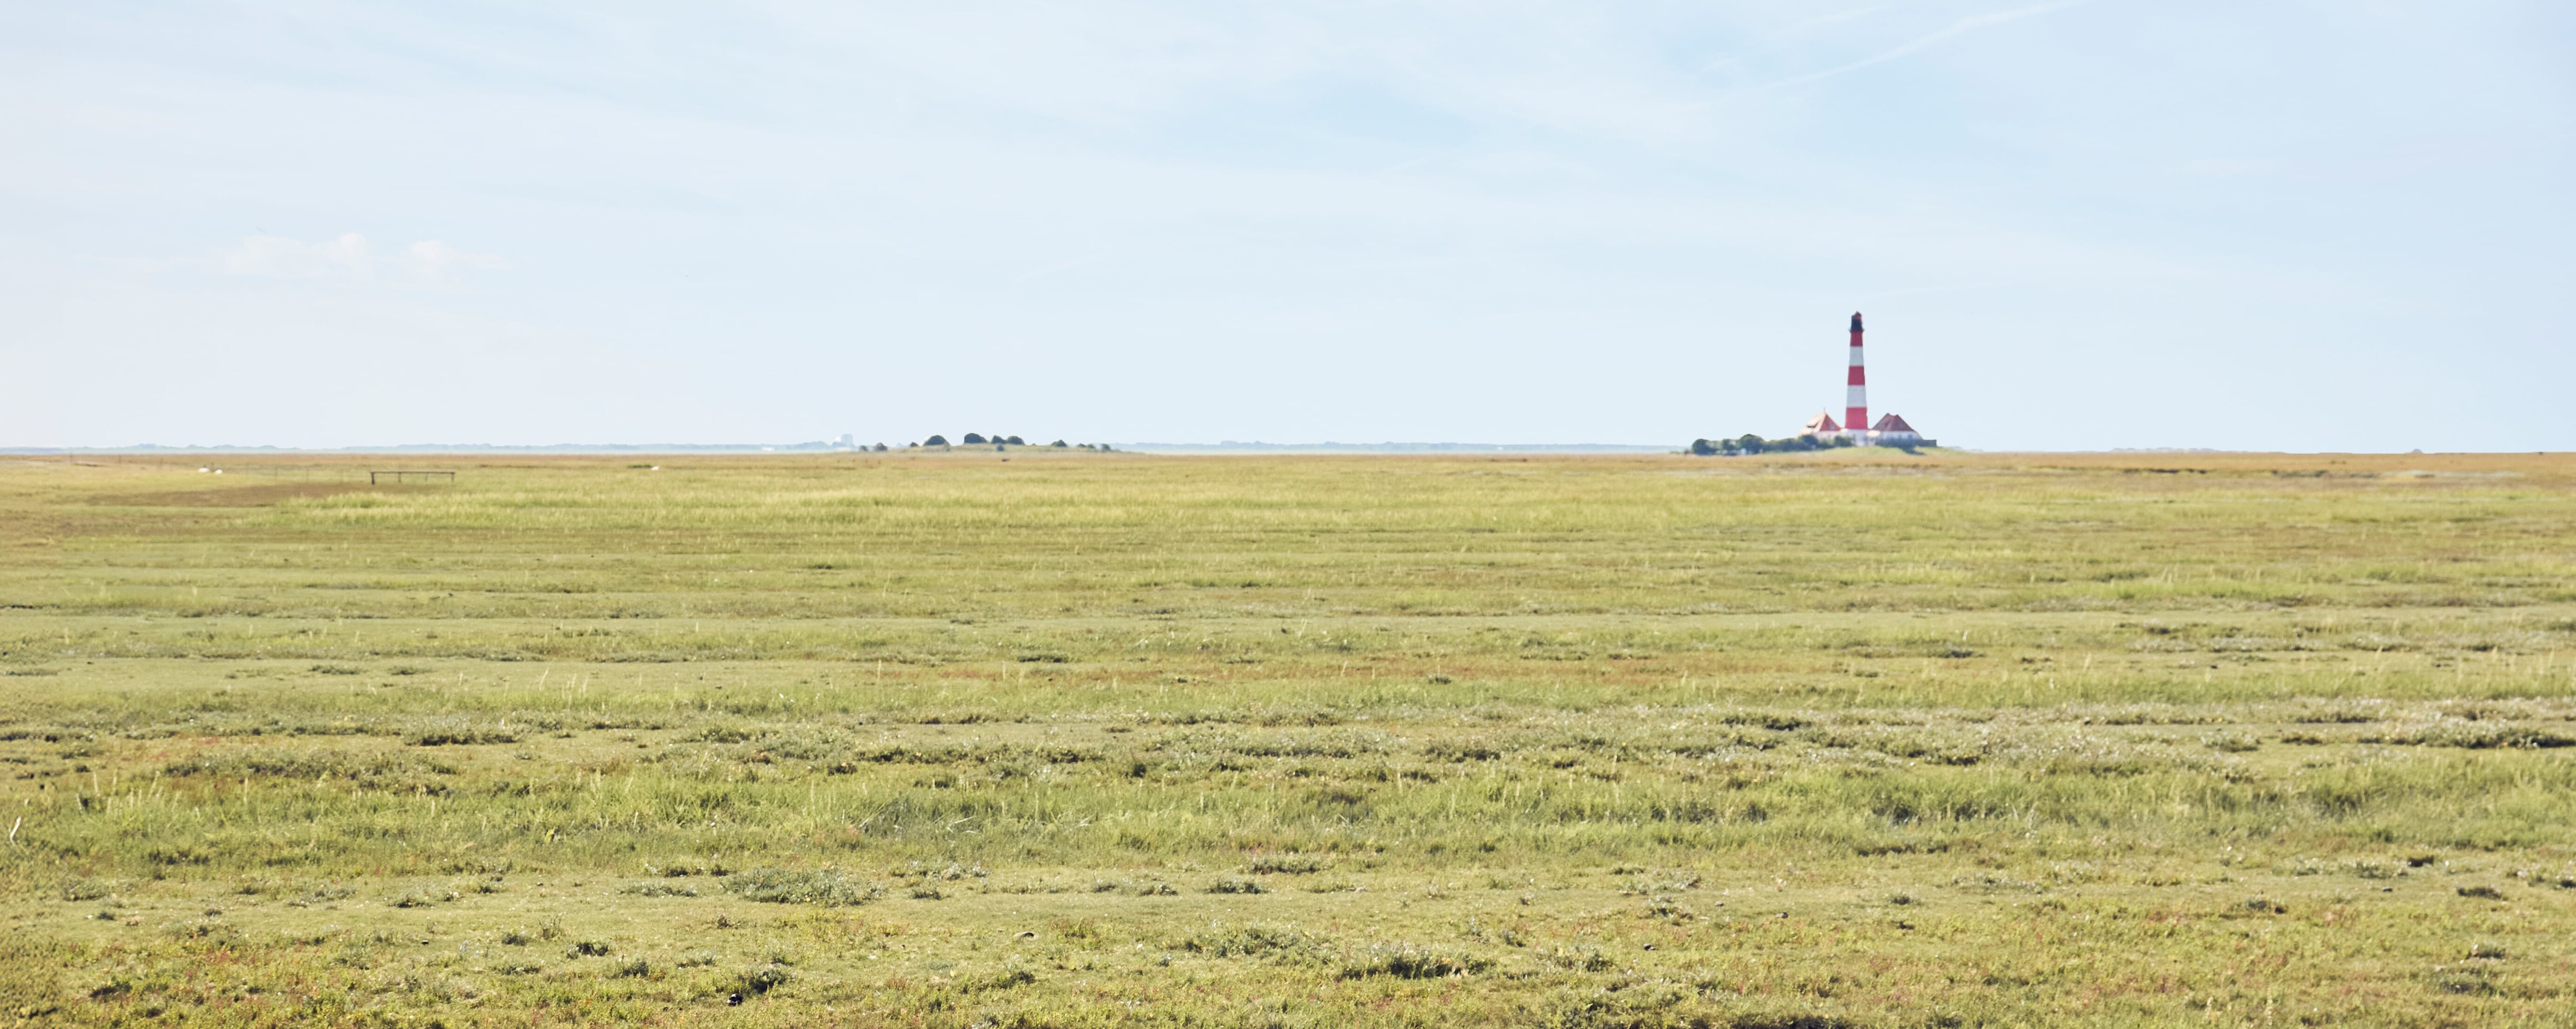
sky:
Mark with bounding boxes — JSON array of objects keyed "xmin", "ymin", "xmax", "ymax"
[{"xmin": 5, "ymin": 1, "xmax": 2572, "ymax": 451}]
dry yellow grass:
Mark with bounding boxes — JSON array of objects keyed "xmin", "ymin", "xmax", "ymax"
[{"xmin": 1, "ymin": 449, "xmax": 2571, "ymax": 1026}]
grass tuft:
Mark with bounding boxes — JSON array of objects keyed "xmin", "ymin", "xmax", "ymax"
[{"xmin": 721, "ymin": 868, "xmax": 883, "ymax": 906}]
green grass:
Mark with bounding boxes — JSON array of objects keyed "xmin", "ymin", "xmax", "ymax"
[{"xmin": 2, "ymin": 449, "xmax": 2573, "ymax": 1027}]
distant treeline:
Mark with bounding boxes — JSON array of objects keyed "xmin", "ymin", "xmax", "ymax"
[
  {"xmin": 1688, "ymin": 434, "xmax": 1937, "ymax": 455},
  {"xmin": 912, "ymin": 435, "xmax": 1114, "ymax": 451},
  {"xmin": 1688, "ymin": 434, "xmax": 1855, "ymax": 456}
]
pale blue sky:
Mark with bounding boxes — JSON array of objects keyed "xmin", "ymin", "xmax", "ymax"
[{"xmin": 7, "ymin": 2, "xmax": 2570, "ymax": 451}]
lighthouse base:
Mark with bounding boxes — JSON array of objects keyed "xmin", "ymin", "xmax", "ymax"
[{"xmin": 1813, "ymin": 430, "xmax": 1935, "ymax": 448}]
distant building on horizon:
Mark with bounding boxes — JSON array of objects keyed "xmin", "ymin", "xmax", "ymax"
[{"xmin": 1799, "ymin": 313, "xmax": 1934, "ymax": 447}]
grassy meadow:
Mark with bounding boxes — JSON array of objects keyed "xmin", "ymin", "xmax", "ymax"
[{"xmin": 2, "ymin": 448, "xmax": 2574, "ymax": 1027}]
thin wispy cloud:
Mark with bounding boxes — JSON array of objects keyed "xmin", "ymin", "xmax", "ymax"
[
  {"xmin": 223, "ymin": 232, "xmax": 375, "ymax": 279},
  {"xmin": 1767, "ymin": 0, "xmax": 2099, "ymax": 90},
  {"xmin": 221, "ymin": 233, "xmax": 507, "ymax": 285},
  {"xmin": 1784, "ymin": 6, "xmax": 1889, "ymax": 37}
]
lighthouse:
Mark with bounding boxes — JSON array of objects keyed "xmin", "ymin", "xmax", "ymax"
[
  {"xmin": 1846, "ymin": 312, "xmax": 1868, "ymax": 433},
  {"xmin": 1800, "ymin": 312, "xmax": 1934, "ymax": 447}
]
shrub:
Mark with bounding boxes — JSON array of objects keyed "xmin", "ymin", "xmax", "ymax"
[
  {"xmin": 59, "ymin": 878, "xmax": 112, "ymax": 902},
  {"xmin": 391, "ymin": 888, "xmax": 457, "ymax": 908},
  {"xmin": 406, "ymin": 721, "xmax": 518, "ymax": 747},
  {"xmin": 1544, "ymin": 946, "xmax": 1615, "ymax": 972},
  {"xmin": 958, "ymin": 968, "xmax": 1038, "ymax": 992},
  {"xmin": 165, "ymin": 918, "xmax": 237, "ymax": 943},
  {"xmin": 286, "ymin": 885, "xmax": 354, "ymax": 908},
  {"xmin": 962, "ymin": 434, "xmax": 987, "ymax": 444},
  {"xmin": 1207, "ymin": 877, "xmax": 1266, "ymax": 894},
  {"xmin": 1339, "ymin": 943, "xmax": 1491, "ymax": 979},
  {"xmin": 923, "ymin": 435, "xmax": 949, "ymax": 446},
  {"xmin": 2203, "ymin": 731, "xmax": 2262, "ymax": 753},
  {"xmin": 740, "ymin": 964, "xmax": 791, "ymax": 995},
  {"xmin": 1624, "ymin": 869, "xmax": 1700, "ymax": 894},
  {"xmin": 1005, "ymin": 436, "xmax": 1026, "ymax": 445},
  {"xmin": 721, "ymin": 868, "xmax": 883, "ymax": 907},
  {"xmin": 1248, "ymin": 853, "xmax": 1329, "ymax": 875},
  {"xmin": 1424, "ymin": 740, "xmax": 1499, "ymax": 762},
  {"xmin": 2432, "ymin": 967, "xmax": 2497, "ymax": 995},
  {"xmin": 1185, "ymin": 923, "xmax": 1319, "ymax": 960}
]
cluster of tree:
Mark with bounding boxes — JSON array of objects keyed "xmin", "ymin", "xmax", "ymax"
[
  {"xmin": 1688, "ymin": 434, "xmax": 1855, "ymax": 456},
  {"xmin": 910, "ymin": 436, "xmax": 1113, "ymax": 451}
]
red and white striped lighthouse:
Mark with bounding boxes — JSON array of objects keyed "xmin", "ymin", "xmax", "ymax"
[
  {"xmin": 1845, "ymin": 312, "xmax": 1868, "ymax": 434},
  {"xmin": 1791, "ymin": 311, "xmax": 1935, "ymax": 447}
]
